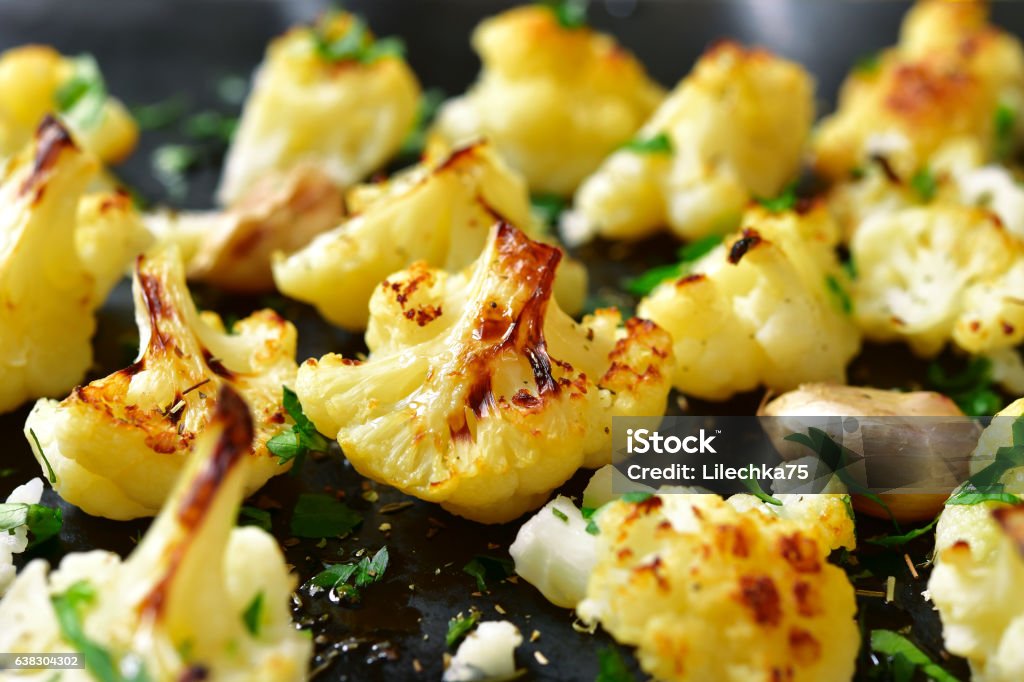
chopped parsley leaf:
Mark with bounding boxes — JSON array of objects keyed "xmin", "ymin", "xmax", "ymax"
[
  {"xmin": 0, "ymin": 502, "xmax": 62, "ymax": 547},
  {"xmin": 462, "ymin": 555, "xmax": 514, "ymax": 592},
  {"xmin": 399, "ymin": 88, "xmax": 445, "ymax": 157},
  {"xmin": 267, "ymin": 386, "xmax": 331, "ymax": 473},
  {"xmin": 446, "ymin": 609, "xmax": 481, "ymax": 648},
  {"xmin": 183, "ymin": 110, "xmax": 238, "ymax": 144},
  {"xmin": 596, "ymin": 645, "xmax": 635, "ymax": 682},
  {"xmin": 825, "ymin": 274, "xmax": 853, "ymax": 315},
  {"xmin": 742, "ymin": 477, "xmax": 782, "ymax": 506},
  {"xmin": 910, "ymin": 167, "xmax": 937, "ymax": 202},
  {"xmin": 927, "ymin": 357, "xmax": 1002, "ymax": 417},
  {"xmin": 55, "ymin": 54, "xmax": 107, "ymax": 129},
  {"xmin": 543, "ymin": 0, "xmax": 588, "ymax": 29},
  {"xmin": 551, "ymin": 506, "xmax": 570, "ymax": 523},
  {"xmin": 853, "ymin": 51, "xmax": 881, "ymax": 75},
  {"xmin": 289, "ymin": 493, "xmax": 362, "ymax": 539},
  {"xmin": 216, "ymin": 74, "xmax": 248, "ymax": 106},
  {"xmin": 312, "ymin": 14, "xmax": 405, "ymax": 64},
  {"xmin": 623, "ymin": 263, "xmax": 683, "ymax": 297},
  {"xmin": 52, "ymin": 581, "xmax": 150, "ymax": 682},
  {"xmin": 620, "ymin": 132, "xmax": 673, "ymax": 155},
  {"xmin": 623, "ymin": 234, "xmax": 723, "ymax": 296},
  {"xmin": 995, "ymin": 102, "xmax": 1017, "ymax": 162},
  {"xmin": 867, "ymin": 517, "xmax": 938, "ymax": 547},
  {"xmin": 530, "ymin": 193, "xmax": 567, "ymax": 232},
  {"xmin": 238, "ymin": 505, "xmax": 272, "ymax": 532},
  {"xmin": 28, "ymin": 428, "xmax": 56, "ymax": 484},
  {"xmin": 677, "ymin": 234, "xmax": 724, "ymax": 263},
  {"xmin": 756, "ymin": 183, "xmax": 798, "ymax": 213},
  {"xmin": 242, "ymin": 591, "xmax": 264, "ymax": 636},
  {"xmin": 131, "ymin": 96, "xmax": 188, "ymax": 131},
  {"xmin": 152, "ymin": 144, "xmax": 201, "ymax": 202},
  {"xmin": 870, "ymin": 630, "xmax": 958, "ymax": 682},
  {"xmin": 582, "ymin": 506, "xmax": 601, "ymax": 535}
]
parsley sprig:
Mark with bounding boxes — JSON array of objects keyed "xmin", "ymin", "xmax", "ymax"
[
  {"xmin": 307, "ymin": 546, "xmax": 389, "ymax": 603},
  {"xmin": 312, "ymin": 14, "xmax": 405, "ymax": 64},
  {"xmin": 267, "ymin": 386, "xmax": 331, "ymax": 473},
  {"xmin": 0, "ymin": 501, "xmax": 62, "ymax": 547}
]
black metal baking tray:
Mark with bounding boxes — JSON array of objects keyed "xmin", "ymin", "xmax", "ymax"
[{"xmin": 1, "ymin": 1, "xmax": 1011, "ymax": 679}]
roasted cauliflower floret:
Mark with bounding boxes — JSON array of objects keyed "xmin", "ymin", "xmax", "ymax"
[
  {"xmin": 813, "ymin": 0, "xmax": 1024, "ymax": 181},
  {"xmin": 76, "ymin": 189, "xmax": 154, "ymax": 303},
  {"xmin": 929, "ymin": 399, "xmax": 1024, "ymax": 682},
  {"xmin": 147, "ymin": 164, "xmax": 344, "ymax": 293},
  {"xmin": 637, "ymin": 204, "xmax": 861, "ymax": 401},
  {"xmin": 567, "ymin": 42, "xmax": 814, "ymax": 244},
  {"xmin": 0, "ymin": 387, "xmax": 311, "ymax": 681},
  {"xmin": 1, "ymin": 118, "xmax": 109, "ymax": 413},
  {"xmin": 431, "ymin": 5, "xmax": 663, "ymax": 196},
  {"xmin": 851, "ymin": 203, "xmax": 1024, "ymax": 357},
  {"xmin": 296, "ymin": 223, "xmax": 674, "ymax": 523},
  {"xmin": 576, "ymin": 493, "xmax": 859, "ymax": 682},
  {"xmin": 273, "ymin": 142, "xmax": 587, "ymax": 329},
  {"xmin": 24, "ymin": 246, "xmax": 298, "ymax": 520},
  {"xmin": 827, "ymin": 136, "xmax": 1024, "ymax": 246},
  {"xmin": 0, "ymin": 46, "xmax": 137, "ymax": 164},
  {"xmin": 218, "ymin": 11, "xmax": 420, "ymax": 205}
]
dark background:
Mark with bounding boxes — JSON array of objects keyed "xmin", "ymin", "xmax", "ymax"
[{"xmin": 0, "ymin": 1, "xmax": 1011, "ymax": 680}]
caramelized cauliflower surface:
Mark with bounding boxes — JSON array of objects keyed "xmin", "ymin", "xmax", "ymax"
[
  {"xmin": 296, "ymin": 223, "xmax": 674, "ymax": 523},
  {"xmin": 218, "ymin": 11, "xmax": 420, "ymax": 205},
  {"xmin": 147, "ymin": 164, "xmax": 344, "ymax": 293},
  {"xmin": 577, "ymin": 493, "xmax": 859, "ymax": 682},
  {"xmin": 637, "ymin": 205, "xmax": 861, "ymax": 400},
  {"xmin": 567, "ymin": 42, "xmax": 814, "ymax": 244},
  {"xmin": 431, "ymin": 5, "xmax": 664, "ymax": 196},
  {"xmin": 813, "ymin": 0, "xmax": 1024, "ymax": 181},
  {"xmin": 273, "ymin": 142, "xmax": 586, "ymax": 330},
  {"xmin": 0, "ymin": 387, "xmax": 311, "ymax": 681},
  {"xmin": 850, "ymin": 203, "xmax": 1024, "ymax": 357},
  {"xmin": 929, "ymin": 399, "xmax": 1024, "ymax": 682},
  {"xmin": 24, "ymin": 246, "xmax": 298, "ymax": 520}
]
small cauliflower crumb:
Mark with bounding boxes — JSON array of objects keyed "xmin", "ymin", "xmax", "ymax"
[
  {"xmin": 509, "ymin": 495, "xmax": 597, "ymax": 608},
  {"xmin": 442, "ymin": 620, "xmax": 523, "ymax": 682}
]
